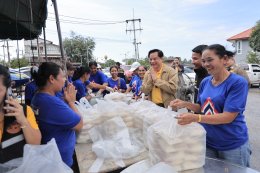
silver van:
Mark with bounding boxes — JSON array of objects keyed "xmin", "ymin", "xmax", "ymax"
[{"xmin": 238, "ymin": 64, "xmax": 260, "ymax": 86}]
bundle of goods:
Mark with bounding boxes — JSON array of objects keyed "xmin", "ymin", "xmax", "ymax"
[
  {"xmin": 104, "ymin": 92, "xmax": 130, "ymax": 103},
  {"xmin": 88, "ymin": 117, "xmax": 144, "ymax": 173},
  {"xmin": 76, "ymin": 100, "xmax": 137, "ymax": 144},
  {"xmin": 147, "ymin": 116, "xmax": 206, "ymax": 171}
]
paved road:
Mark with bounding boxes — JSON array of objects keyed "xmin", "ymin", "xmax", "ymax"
[{"xmin": 245, "ymin": 87, "xmax": 260, "ymax": 171}]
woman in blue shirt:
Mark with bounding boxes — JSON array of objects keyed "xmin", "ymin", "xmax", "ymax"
[
  {"xmin": 107, "ymin": 66, "xmax": 127, "ymax": 93},
  {"xmin": 170, "ymin": 44, "xmax": 251, "ymax": 167},
  {"xmin": 134, "ymin": 66, "xmax": 147, "ymax": 99},
  {"xmin": 72, "ymin": 66, "xmax": 114, "ymax": 101},
  {"xmin": 89, "ymin": 61, "xmax": 108, "ymax": 95},
  {"xmin": 31, "ymin": 62, "xmax": 83, "ymax": 168}
]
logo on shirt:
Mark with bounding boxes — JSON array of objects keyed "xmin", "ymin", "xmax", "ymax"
[{"xmin": 201, "ymin": 97, "xmax": 218, "ymax": 115}]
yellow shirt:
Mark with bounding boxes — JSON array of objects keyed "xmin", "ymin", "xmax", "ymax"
[
  {"xmin": 151, "ymin": 65, "xmax": 163, "ymax": 104},
  {"xmin": 0, "ymin": 106, "xmax": 38, "ymax": 142}
]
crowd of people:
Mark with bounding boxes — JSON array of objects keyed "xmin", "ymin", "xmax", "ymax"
[{"xmin": 0, "ymin": 43, "xmax": 252, "ymax": 171}]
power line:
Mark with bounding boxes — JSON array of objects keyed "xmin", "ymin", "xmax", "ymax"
[
  {"xmin": 48, "ymin": 12, "xmax": 125, "ymax": 23},
  {"xmin": 47, "ymin": 17, "xmax": 125, "ymax": 25}
]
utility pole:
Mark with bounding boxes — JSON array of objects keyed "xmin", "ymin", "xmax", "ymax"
[
  {"xmin": 126, "ymin": 10, "xmax": 143, "ymax": 61},
  {"xmin": 6, "ymin": 40, "xmax": 11, "ymax": 67},
  {"xmin": 2, "ymin": 40, "xmax": 6, "ymax": 65}
]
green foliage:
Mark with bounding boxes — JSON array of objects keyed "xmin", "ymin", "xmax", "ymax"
[
  {"xmin": 10, "ymin": 57, "xmax": 29, "ymax": 68},
  {"xmin": 246, "ymin": 51, "xmax": 260, "ymax": 64},
  {"xmin": 249, "ymin": 20, "xmax": 260, "ymax": 52},
  {"xmin": 104, "ymin": 59, "xmax": 116, "ymax": 67},
  {"xmin": 63, "ymin": 31, "xmax": 95, "ymax": 65}
]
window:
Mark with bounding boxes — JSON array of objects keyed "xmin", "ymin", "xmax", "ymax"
[
  {"xmin": 252, "ymin": 65, "xmax": 260, "ymax": 72},
  {"xmin": 31, "ymin": 46, "xmax": 37, "ymax": 50},
  {"xmin": 236, "ymin": 41, "xmax": 242, "ymax": 54}
]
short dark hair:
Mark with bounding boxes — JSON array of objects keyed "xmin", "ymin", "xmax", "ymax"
[
  {"xmin": 192, "ymin": 45, "xmax": 208, "ymax": 55},
  {"xmin": 72, "ymin": 66, "xmax": 91, "ymax": 81},
  {"xmin": 35, "ymin": 62, "xmax": 61, "ymax": 89},
  {"xmin": 203, "ymin": 44, "xmax": 227, "ymax": 58},
  {"xmin": 116, "ymin": 62, "xmax": 121, "ymax": 66},
  {"xmin": 0, "ymin": 64, "xmax": 11, "ymax": 88},
  {"xmin": 66, "ymin": 62, "xmax": 75, "ymax": 71},
  {"xmin": 225, "ymin": 50, "xmax": 236, "ymax": 58},
  {"xmin": 148, "ymin": 49, "xmax": 164, "ymax": 58},
  {"xmin": 110, "ymin": 66, "xmax": 118, "ymax": 72},
  {"xmin": 89, "ymin": 61, "xmax": 97, "ymax": 67}
]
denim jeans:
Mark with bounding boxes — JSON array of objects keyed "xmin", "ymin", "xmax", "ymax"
[{"xmin": 206, "ymin": 141, "xmax": 251, "ymax": 167}]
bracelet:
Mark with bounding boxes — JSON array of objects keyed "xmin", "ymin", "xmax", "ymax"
[{"xmin": 198, "ymin": 114, "xmax": 202, "ymax": 122}]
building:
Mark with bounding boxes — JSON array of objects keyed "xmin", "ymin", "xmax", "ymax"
[
  {"xmin": 24, "ymin": 38, "xmax": 63, "ymax": 65},
  {"xmin": 227, "ymin": 28, "xmax": 253, "ymax": 63}
]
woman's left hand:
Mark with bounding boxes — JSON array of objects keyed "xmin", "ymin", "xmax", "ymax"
[
  {"xmin": 4, "ymin": 98, "xmax": 27, "ymax": 126},
  {"xmin": 175, "ymin": 113, "xmax": 198, "ymax": 125}
]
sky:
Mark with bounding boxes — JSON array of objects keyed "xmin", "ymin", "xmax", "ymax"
[{"xmin": 1, "ymin": 0, "xmax": 260, "ymax": 63}]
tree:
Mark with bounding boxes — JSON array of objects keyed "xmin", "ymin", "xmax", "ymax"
[
  {"xmin": 249, "ymin": 20, "xmax": 260, "ymax": 52},
  {"xmin": 63, "ymin": 31, "xmax": 95, "ymax": 65},
  {"xmin": 104, "ymin": 59, "xmax": 116, "ymax": 67},
  {"xmin": 10, "ymin": 57, "xmax": 29, "ymax": 68},
  {"xmin": 247, "ymin": 51, "xmax": 260, "ymax": 64}
]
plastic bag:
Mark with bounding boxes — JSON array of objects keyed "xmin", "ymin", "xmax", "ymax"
[
  {"xmin": 147, "ymin": 116, "xmax": 206, "ymax": 171},
  {"xmin": 88, "ymin": 117, "xmax": 142, "ymax": 173},
  {"xmin": 104, "ymin": 92, "xmax": 129, "ymax": 102},
  {"xmin": 121, "ymin": 160, "xmax": 177, "ymax": 173},
  {"xmin": 75, "ymin": 97, "xmax": 92, "ymax": 115},
  {"xmin": 0, "ymin": 158, "xmax": 22, "ymax": 173},
  {"xmin": 7, "ymin": 139, "xmax": 73, "ymax": 173}
]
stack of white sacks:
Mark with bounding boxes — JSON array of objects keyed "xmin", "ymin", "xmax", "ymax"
[
  {"xmin": 147, "ymin": 116, "xmax": 206, "ymax": 171},
  {"xmin": 75, "ymin": 93, "xmax": 207, "ymax": 171}
]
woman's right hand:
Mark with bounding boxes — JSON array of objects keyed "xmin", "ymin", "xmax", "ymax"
[
  {"xmin": 170, "ymin": 99, "xmax": 187, "ymax": 109},
  {"xmin": 64, "ymin": 83, "xmax": 77, "ymax": 104}
]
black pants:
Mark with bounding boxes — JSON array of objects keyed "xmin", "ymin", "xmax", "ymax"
[{"xmin": 71, "ymin": 150, "xmax": 80, "ymax": 173}]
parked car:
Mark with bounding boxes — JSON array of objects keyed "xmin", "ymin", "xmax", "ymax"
[
  {"xmin": 238, "ymin": 63, "xmax": 260, "ymax": 86},
  {"xmin": 183, "ymin": 66, "xmax": 195, "ymax": 85}
]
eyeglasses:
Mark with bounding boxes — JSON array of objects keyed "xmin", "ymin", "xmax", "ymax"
[{"xmin": 138, "ymin": 70, "xmax": 145, "ymax": 72}]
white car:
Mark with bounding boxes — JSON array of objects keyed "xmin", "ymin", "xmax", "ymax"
[
  {"xmin": 238, "ymin": 63, "xmax": 260, "ymax": 86},
  {"xmin": 183, "ymin": 67, "xmax": 195, "ymax": 86}
]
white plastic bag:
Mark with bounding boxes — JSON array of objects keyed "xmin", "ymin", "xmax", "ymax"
[
  {"xmin": 121, "ymin": 160, "xmax": 177, "ymax": 173},
  {"xmin": 0, "ymin": 158, "xmax": 22, "ymax": 173},
  {"xmin": 7, "ymin": 139, "xmax": 73, "ymax": 173},
  {"xmin": 147, "ymin": 116, "xmax": 206, "ymax": 171},
  {"xmin": 88, "ymin": 117, "xmax": 142, "ymax": 173}
]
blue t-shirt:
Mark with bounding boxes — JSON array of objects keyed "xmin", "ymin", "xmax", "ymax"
[
  {"xmin": 73, "ymin": 79, "xmax": 88, "ymax": 101},
  {"xmin": 89, "ymin": 71, "xmax": 108, "ymax": 93},
  {"xmin": 25, "ymin": 80, "xmax": 37, "ymax": 104},
  {"xmin": 198, "ymin": 73, "xmax": 248, "ymax": 151},
  {"xmin": 135, "ymin": 79, "xmax": 143, "ymax": 96},
  {"xmin": 107, "ymin": 78, "xmax": 127, "ymax": 91},
  {"xmin": 129, "ymin": 75, "xmax": 141, "ymax": 93},
  {"xmin": 31, "ymin": 93, "xmax": 81, "ymax": 166}
]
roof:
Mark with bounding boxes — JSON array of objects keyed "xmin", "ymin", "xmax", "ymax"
[
  {"xmin": 227, "ymin": 28, "xmax": 253, "ymax": 41},
  {"xmin": 0, "ymin": 0, "xmax": 48, "ymax": 40}
]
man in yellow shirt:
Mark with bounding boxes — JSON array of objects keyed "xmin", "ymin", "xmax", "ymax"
[{"xmin": 141, "ymin": 49, "xmax": 178, "ymax": 107}]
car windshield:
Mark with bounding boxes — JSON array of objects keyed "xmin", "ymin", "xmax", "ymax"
[{"xmin": 184, "ymin": 67, "xmax": 194, "ymax": 73}]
